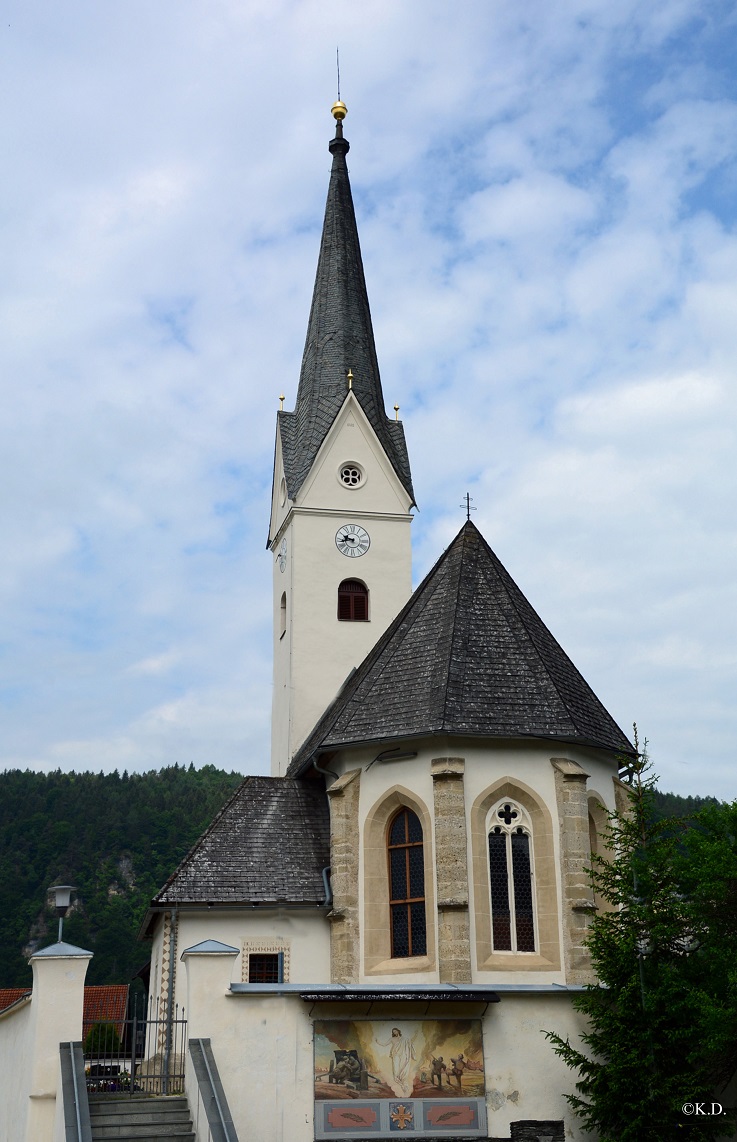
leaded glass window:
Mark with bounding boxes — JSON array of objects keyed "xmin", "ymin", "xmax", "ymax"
[
  {"xmin": 487, "ymin": 801, "xmax": 536, "ymax": 953},
  {"xmin": 387, "ymin": 807, "xmax": 427, "ymax": 958}
]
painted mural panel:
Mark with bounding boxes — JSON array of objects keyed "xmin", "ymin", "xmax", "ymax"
[{"xmin": 313, "ymin": 1020, "xmax": 486, "ymax": 1138}]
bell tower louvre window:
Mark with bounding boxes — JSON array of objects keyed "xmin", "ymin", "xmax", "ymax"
[
  {"xmin": 388, "ymin": 807, "xmax": 427, "ymax": 958},
  {"xmin": 338, "ymin": 579, "xmax": 368, "ymax": 621}
]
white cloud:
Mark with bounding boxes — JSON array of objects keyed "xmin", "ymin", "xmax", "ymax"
[{"xmin": 0, "ymin": 0, "xmax": 735, "ymax": 797}]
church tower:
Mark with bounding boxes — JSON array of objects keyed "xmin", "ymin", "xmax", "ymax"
[{"xmin": 268, "ymin": 103, "xmax": 416, "ymax": 776}]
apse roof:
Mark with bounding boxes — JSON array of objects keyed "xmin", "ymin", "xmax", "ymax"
[
  {"xmin": 289, "ymin": 521, "xmax": 635, "ymax": 773},
  {"xmin": 278, "ymin": 115, "xmax": 414, "ymax": 506},
  {"xmin": 150, "ymin": 776, "xmax": 330, "ymax": 907}
]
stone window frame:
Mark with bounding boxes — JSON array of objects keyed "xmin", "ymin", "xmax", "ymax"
[
  {"xmin": 485, "ymin": 798, "xmax": 538, "ymax": 955},
  {"xmin": 241, "ymin": 939, "xmax": 290, "ymax": 983},
  {"xmin": 471, "ymin": 778, "xmax": 561, "ymax": 971},
  {"xmin": 363, "ymin": 786, "xmax": 437, "ymax": 975},
  {"xmin": 587, "ymin": 789, "xmax": 611, "ymax": 912}
]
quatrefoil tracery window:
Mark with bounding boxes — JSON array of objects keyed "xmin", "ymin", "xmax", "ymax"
[{"xmin": 487, "ymin": 801, "xmax": 536, "ymax": 953}]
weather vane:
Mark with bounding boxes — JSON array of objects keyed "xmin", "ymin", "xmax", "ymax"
[
  {"xmin": 460, "ymin": 492, "xmax": 476, "ymax": 521},
  {"xmin": 336, "ymin": 47, "xmax": 341, "ymax": 102}
]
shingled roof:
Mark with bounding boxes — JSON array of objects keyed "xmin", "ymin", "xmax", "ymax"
[
  {"xmin": 289, "ymin": 521, "xmax": 635, "ymax": 773},
  {"xmin": 151, "ymin": 776, "xmax": 330, "ymax": 906},
  {"xmin": 278, "ymin": 116, "xmax": 415, "ymax": 506}
]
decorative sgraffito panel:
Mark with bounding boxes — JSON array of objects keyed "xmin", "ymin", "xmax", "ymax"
[{"xmin": 314, "ymin": 1020, "xmax": 487, "ymax": 1138}]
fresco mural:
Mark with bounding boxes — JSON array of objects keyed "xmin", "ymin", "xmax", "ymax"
[{"xmin": 313, "ymin": 1020, "xmax": 487, "ymax": 1137}]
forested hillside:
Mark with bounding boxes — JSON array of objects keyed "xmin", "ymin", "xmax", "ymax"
[
  {"xmin": 0, "ymin": 765, "xmax": 243, "ymax": 988},
  {"xmin": 0, "ymin": 769, "xmax": 721, "ymax": 990}
]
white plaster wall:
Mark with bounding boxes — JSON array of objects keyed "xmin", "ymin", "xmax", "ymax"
[
  {"xmin": 0, "ymin": 997, "xmax": 33, "ymax": 1142},
  {"xmin": 149, "ymin": 908, "xmax": 331, "ymax": 1016},
  {"xmin": 186, "ymin": 984, "xmax": 594, "ymax": 1142},
  {"xmin": 484, "ymin": 991, "xmax": 593, "ymax": 1140}
]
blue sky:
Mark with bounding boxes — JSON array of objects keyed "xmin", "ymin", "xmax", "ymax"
[{"xmin": 1, "ymin": 0, "xmax": 736, "ymax": 797}]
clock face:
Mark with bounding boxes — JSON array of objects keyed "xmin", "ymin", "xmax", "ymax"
[
  {"xmin": 278, "ymin": 537, "xmax": 287, "ymax": 572},
  {"xmin": 335, "ymin": 524, "xmax": 370, "ymax": 558}
]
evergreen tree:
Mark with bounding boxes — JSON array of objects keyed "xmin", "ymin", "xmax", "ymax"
[{"xmin": 546, "ymin": 739, "xmax": 737, "ymax": 1141}]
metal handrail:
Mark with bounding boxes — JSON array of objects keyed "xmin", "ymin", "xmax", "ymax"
[
  {"xmin": 189, "ymin": 1037, "xmax": 239, "ymax": 1142},
  {"xmin": 60, "ymin": 1041, "xmax": 92, "ymax": 1142}
]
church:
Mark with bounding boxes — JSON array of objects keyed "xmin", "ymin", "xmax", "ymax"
[{"xmin": 141, "ymin": 101, "xmax": 635, "ymax": 1142}]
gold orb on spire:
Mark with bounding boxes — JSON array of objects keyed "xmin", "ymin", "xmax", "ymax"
[{"xmin": 331, "ymin": 100, "xmax": 347, "ymax": 121}]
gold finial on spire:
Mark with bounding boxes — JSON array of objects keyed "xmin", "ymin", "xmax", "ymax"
[
  {"xmin": 279, "ymin": 394, "xmax": 285, "ymax": 410},
  {"xmin": 394, "ymin": 403, "xmax": 400, "ymax": 421},
  {"xmin": 347, "ymin": 369, "xmax": 353, "ymax": 390},
  {"xmin": 332, "ymin": 100, "xmax": 347, "ymax": 122}
]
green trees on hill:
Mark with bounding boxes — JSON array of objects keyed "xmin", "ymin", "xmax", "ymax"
[{"xmin": 0, "ymin": 765, "xmax": 243, "ymax": 987}]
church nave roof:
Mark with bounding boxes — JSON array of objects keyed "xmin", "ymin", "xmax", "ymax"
[{"xmin": 150, "ymin": 776, "xmax": 330, "ymax": 908}]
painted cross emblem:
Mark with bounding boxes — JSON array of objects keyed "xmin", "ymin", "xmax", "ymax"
[
  {"xmin": 390, "ymin": 1104, "xmax": 414, "ymax": 1129},
  {"xmin": 497, "ymin": 803, "xmax": 518, "ymax": 825}
]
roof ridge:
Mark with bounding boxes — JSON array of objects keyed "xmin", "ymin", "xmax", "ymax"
[
  {"xmin": 475, "ymin": 527, "xmax": 620, "ymax": 742},
  {"xmin": 440, "ymin": 524, "xmax": 476, "ymax": 732}
]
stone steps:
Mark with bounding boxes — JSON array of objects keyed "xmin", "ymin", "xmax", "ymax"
[{"xmin": 89, "ymin": 1095, "xmax": 194, "ymax": 1141}]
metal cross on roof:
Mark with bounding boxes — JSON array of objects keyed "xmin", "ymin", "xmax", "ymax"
[{"xmin": 460, "ymin": 492, "xmax": 476, "ymax": 521}]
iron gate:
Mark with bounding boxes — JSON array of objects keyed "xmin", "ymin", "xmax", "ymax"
[{"xmin": 82, "ymin": 994, "xmax": 187, "ymax": 1096}]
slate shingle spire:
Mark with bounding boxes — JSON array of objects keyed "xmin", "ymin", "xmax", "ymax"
[
  {"xmin": 289, "ymin": 520, "xmax": 635, "ymax": 773},
  {"xmin": 278, "ymin": 105, "xmax": 415, "ymax": 505}
]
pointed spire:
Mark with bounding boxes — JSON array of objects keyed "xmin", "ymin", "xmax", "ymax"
[{"xmin": 278, "ymin": 105, "xmax": 415, "ymax": 505}]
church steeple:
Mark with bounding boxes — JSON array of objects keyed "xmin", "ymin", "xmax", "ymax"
[
  {"xmin": 268, "ymin": 104, "xmax": 416, "ymax": 776},
  {"xmin": 278, "ymin": 104, "xmax": 415, "ymax": 506}
]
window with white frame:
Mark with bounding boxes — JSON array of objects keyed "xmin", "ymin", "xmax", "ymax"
[{"xmin": 487, "ymin": 801, "xmax": 536, "ymax": 953}]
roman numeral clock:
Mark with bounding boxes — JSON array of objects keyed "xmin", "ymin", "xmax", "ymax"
[{"xmin": 335, "ymin": 524, "xmax": 370, "ymax": 558}]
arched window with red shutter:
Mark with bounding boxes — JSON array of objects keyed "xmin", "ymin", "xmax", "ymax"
[{"xmin": 337, "ymin": 579, "xmax": 369, "ymax": 621}]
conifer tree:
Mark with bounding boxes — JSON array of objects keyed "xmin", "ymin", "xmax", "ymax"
[{"xmin": 546, "ymin": 737, "xmax": 737, "ymax": 1142}]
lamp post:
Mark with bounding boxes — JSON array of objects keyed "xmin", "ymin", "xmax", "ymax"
[{"xmin": 48, "ymin": 884, "xmax": 75, "ymax": 942}]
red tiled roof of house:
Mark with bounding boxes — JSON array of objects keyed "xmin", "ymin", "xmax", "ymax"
[
  {"xmin": 0, "ymin": 983, "xmax": 130, "ymax": 1038},
  {"xmin": 0, "ymin": 988, "xmax": 31, "ymax": 1012},
  {"xmin": 83, "ymin": 985, "xmax": 129, "ymax": 1036}
]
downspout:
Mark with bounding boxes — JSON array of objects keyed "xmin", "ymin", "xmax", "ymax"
[{"xmin": 312, "ymin": 757, "xmax": 336, "ymax": 787}]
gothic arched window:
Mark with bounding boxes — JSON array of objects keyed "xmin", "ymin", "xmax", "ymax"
[
  {"xmin": 388, "ymin": 808, "xmax": 427, "ymax": 958},
  {"xmin": 488, "ymin": 801, "xmax": 536, "ymax": 953},
  {"xmin": 338, "ymin": 579, "xmax": 369, "ymax": 622}
]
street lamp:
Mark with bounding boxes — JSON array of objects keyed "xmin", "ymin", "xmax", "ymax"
[{"xmin": 48, "ymin": 884, "xmax": 75, "ymax": 942}]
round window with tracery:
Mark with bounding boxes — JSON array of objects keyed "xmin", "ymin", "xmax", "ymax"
[{"xmin": 339, "ymin": 463, "xmax": 364, "ymax": 488}]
